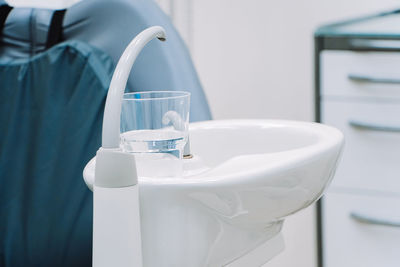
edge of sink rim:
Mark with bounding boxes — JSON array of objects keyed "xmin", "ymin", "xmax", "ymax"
[
  {"xmin": 140, "ymin": 119, "xmax": 343, "ymax": 184},
  {"xmin": 83, "ymin": 119, "xmax": 344, "ymax": 188}
]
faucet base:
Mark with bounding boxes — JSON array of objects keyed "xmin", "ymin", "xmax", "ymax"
[{"xmin": 93, "ymin": 185, "xmax": 142, "ymax": 267}]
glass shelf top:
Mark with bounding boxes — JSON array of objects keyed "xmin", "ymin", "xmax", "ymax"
[{"xmin": 316, "ymin": 10, "xmax": 400, "ymax": 38}]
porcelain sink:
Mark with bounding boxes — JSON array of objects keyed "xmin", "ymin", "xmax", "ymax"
[{"xmin": 83, "ymin": 119, "xmax": 343, "ymax": 267}]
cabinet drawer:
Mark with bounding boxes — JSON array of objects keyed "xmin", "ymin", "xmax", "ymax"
[
  {"xmin": 322, "ymin": 100, "xmax": 400, "ymax": 192},
  {"xmin": 322, "ymin": 192, "xmax": 400, "ymax": 267},
  {"xmin": 321, "ymin": 51, "xmax": 400, "ymax": 99}
]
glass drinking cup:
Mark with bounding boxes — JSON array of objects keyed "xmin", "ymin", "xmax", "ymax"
[{"xmin": 120, "ymin": 91, "xmax": 190, "ymax": 178}]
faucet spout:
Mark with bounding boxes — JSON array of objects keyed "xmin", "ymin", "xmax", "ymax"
[{"xmin": 101, "ymin": 26, "xmax": 167, "ymax": 149}]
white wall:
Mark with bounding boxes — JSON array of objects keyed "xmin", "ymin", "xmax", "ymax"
[
  {"xmin": 162, "ymin": 1, "xmax": 400, "ymax": 267},
  {"xmin": 190, "ymin": 0, "xmax": 400, "ymax": 121}
]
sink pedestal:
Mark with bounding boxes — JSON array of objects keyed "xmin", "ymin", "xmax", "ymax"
[
  {"xmin": 84, "ymin": 119, "xmax": 344, "ymax": 267},
  {"xmin": 226, "ymin": 233, "xmax": 284, "ymax": 267}
]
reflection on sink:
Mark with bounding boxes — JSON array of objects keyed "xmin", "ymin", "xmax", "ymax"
[
  {"xmin": 83, "ymin": 119, "xmax": 344, "ymax": 267},
  {"xmin": 190, "ymin": 120, "xmax": 319, "ymax": 168}
]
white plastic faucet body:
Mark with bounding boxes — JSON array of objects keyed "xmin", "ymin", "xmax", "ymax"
[
  {"xmin": 102, "ymin": 26, "xmax": 166, "ymax": 149},
  {"xmin": 93, "ymin": 26, "xmax": 166, "ymax": 267}
]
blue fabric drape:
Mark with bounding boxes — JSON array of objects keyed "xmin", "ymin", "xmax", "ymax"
[{"xmin": 0, "ymin": 41, "xmax": 113, "ymax": 266}]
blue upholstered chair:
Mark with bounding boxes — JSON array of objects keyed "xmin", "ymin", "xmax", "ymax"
[{"xmin": 0, "ymin": 1, "xmax": 211, "ymax": 265}]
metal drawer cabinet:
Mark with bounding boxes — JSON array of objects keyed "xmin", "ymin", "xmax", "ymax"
[
  {"xmin": 321, "ymin": 51, "xmax": 400, "ymax": 100},
  {"xmin": 315, "ymin": 10, "xmax": 400, "ymax": 267},
  {"xmin": 322, "ymin": 191, "xmax": 400, "ymax": 267},
  {"xmin": 321, "ymin": 100, "xmax": 400, "ymax": 193}
]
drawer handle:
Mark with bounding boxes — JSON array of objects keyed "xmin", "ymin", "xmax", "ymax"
[
  {"xmin": 350, "ymin": 212, "xmax": 400, "ymax": 228},
  {"xmin": 349, "ymin": 39, "xmax": 400, "ymax": 50},
  {"xmin": 348, "ymin": 74, "xmax": 400, "ymax": 84},
  {"xmin": 349, "ymin": 120, "xmax": 400, "ymax": 133}
]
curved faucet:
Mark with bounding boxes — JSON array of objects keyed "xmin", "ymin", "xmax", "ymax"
[
  {"xmin": 102, "ymin": 26, "xmax": 166, "ymax": 149},
  {"xmin": 93, "ymin": 27, "xmax": 166, "ymax": 267}
]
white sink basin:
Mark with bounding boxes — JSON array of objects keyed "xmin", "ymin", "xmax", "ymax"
[{"xmin": 84, "ymin": 119, "xmax": 343, "ymax": 267}]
